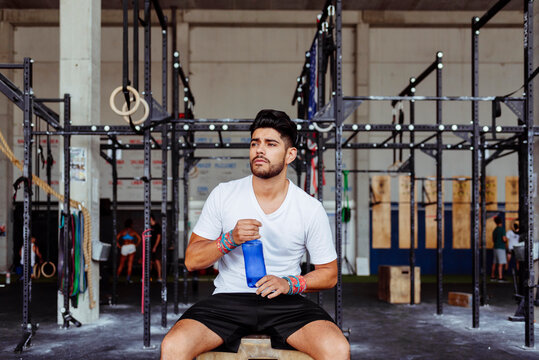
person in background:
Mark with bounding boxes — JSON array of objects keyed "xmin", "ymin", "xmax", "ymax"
[
  {"xmin": 117, "ymin": 219, "xmax": 141, "ymax": 283},
  {"xmin": 506, "ymin": 222, "xmax": 520, "ymax": 271},
  {"xmin": 491, "ymin": 216, "xmax": 508, "ymax": 281},
  {"xmin": 19, "ymin": 236, "xmax": 43, "ymax": 279},
  {"xmin": 150, "ymin": 214, "xmax": 163, "ymax": 282}
]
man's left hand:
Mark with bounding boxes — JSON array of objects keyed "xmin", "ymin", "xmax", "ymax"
[{"xmin": 255, "ymin": 275, "xmax": 289, "ymax": 299}]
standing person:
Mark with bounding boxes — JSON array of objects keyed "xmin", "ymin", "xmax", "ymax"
[
  {"xmin": 150, "ymin": 214, "xmax": 163, "ymax": 282},
  {"xmin": 506, "ymin": 222, "xmax": 520, "ymax": 271},
  {"xmin": 19, "ymin": 236, "xmax": 43, "ymax": 279},
  {"xmin": 490, "ymin": 216, "xmax": 508, "ymax": 281},
  {"xmin": 161, "ymin": 109, "xmax": 349, "ymax": 360},
  {"xmin": 117, "ymin": 219, "xmax": 141, "ymax": 283}
]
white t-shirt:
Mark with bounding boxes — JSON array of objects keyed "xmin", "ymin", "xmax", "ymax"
[
  {"xmin": 506, "ymin": 230, "xmax": 519, "ymax": 250},
  {"xmin": 193, "ymin": 175, "xmax": 337, "ymax": 294}
]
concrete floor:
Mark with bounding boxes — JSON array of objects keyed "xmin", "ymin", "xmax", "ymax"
[{"xmin": 0, "ymin": 275, "xmax": 537, "ymax": 360}]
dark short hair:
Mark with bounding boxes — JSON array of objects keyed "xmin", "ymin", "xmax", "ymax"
[
  {"xmin": 494, "ymin": 216, "xmax": 502, "ymax": 225},
  {"xmin": 250, "ymin": 109, "xmax": 297, "ymax": 148},
  {"xmin": 124, "ymin": 218, "xmax": 133, "ymax": 228},
  {"xmin": 513, "ymin": 222, "xmax": 519, "ymax": 231}
]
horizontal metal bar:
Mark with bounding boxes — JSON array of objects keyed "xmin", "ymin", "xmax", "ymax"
[
  {"xmin": 416, "ymin": 177, "xmax": 471, "ymax": 181},
  {"xmin": 117, "ymin": 176, "xmax": 167, "ymax": 181},
  {"xmin": 346, "ymin": 95, "xmax": 525, "ymax": 102},
  {"xmin": 0, "ymin": 63, "xmax": 24, "ymax": 69},
  {"xmin": 34, "ymin": 98, "xmax": 65, "ymax": 103},
  {"xmin": 31, "ymin": 123, "xmax": 531, "ymax": 137},
  {"xmin": 325, "ymin": 169, "xmax": 407, "ymax": 174}
]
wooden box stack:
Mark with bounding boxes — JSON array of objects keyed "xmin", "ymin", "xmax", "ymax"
[{"xmin": 378, "ymin": 265, "xmax": 421, "ymax": 304}]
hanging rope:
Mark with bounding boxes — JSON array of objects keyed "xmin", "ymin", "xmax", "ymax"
[{"xmin": 0, "ymin": 128, "xmax": 95, "ymax": 308}]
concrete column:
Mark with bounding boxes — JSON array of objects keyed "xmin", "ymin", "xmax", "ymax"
[
  {"xmin": 0, "ymin": 20, "xmax": 14, "ymax": 273},
  {"xmin": 58, "ymin": 0, "xmax": 100, "ymax": 324},
  {"xmin": 354, "ymin": 19, "xmax": 371, "ymax": 275}
]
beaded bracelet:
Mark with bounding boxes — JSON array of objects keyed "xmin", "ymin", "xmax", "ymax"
[
  {"xmin": 216, "ymin": 230, "xmax": 238, "ymax": 255},
  {"xmin": 282, "ymin": 275, "xmax": 307, "ymax": 295}
]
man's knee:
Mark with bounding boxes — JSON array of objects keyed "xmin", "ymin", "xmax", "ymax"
[
  {"xmin": 332, "ymin": 336, "xmax": 350, "ymax": 359},
  {"xmin": 161, "ymin": 323, "xmax": 189, "ymax": 357}
]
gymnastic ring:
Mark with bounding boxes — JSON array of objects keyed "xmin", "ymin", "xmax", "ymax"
[
  {"xmin": 312, "ymin": 122, "xmax": 335, "ymax": 133},
  {"xmin": 33, "ymin": 263, "xmax": 41, "ymax": 279},
  {"xmin": 109, "ymin": 86, "xmax": 141, "ymax": 116},
  {"xmin": 41, "ymin": 261, "xmax": 56, "ymax": 278},
  {"xmin": 122, "ymin": 97, "xmax": 150, "ymax": 125}
]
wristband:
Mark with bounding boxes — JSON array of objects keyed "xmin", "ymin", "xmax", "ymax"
[
  {"xmin": 282, "ymin": 275, "xmax": 307, "ymax": 295},
  {"xmin": 216, "ymin": 230, "xmax": 238, "ymax": 255}
]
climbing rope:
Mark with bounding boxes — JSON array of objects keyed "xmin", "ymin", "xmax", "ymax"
[{"xmin": 0, "ymin": 129, "xmax": 95, "ymax": 308}]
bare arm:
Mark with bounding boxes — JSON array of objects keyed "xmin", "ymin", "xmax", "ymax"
[
  {"xmin": 34, "ymin": 245, "xmax": 43, "ymax": 261},
  {"xmin": 256, "ymin": 259, "xmax": 338, "ymax": 298},
  {"xmin": 184, "ymin": 233, "xmax": 223, "ymax": 271},
  {"xmin": 185, "ymin": 219, "xmax": 262, "ymax": 271},
  {"xmin": 152, "ymin": 234, "xmax": 161, "ymax": 252},
  {"xmin": 116, "ymin": 230, "xmax": 124, "ymax": 248},
  {"xmin": 304, "ymin": 259, "xmax": 338, "ymax": 291},
  {"xmin": 134, "ymin": 232, "xmax": 142, "ymax": 247}
]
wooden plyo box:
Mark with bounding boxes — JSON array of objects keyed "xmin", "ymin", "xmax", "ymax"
[
  {"xmin": 197, "ymin": 335, "xmax": 313, "ymax": 360},
  {"xmin": 378, "ymin": 265, "xmax": 421, "ymax": 304},
  {"xmin": 448, "ymin": 292, "xmax": 472, "ymax": 307}
]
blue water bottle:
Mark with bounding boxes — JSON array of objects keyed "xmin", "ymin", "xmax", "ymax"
[{"xmin": 242, "ymin": 239, "xmax": 267, "ymax": 288}]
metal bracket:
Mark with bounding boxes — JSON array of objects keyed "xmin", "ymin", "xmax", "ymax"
[
  {"xmin": 502, "ymin": 98, "xmax": 524, "ymax": 123},
  {"xmin": 420, "ymin": 148, "xmax": 436, "ymax": 159},
  {"xmin": 313, "ymin": 97, "xmax": 363, "ymax": 122}
]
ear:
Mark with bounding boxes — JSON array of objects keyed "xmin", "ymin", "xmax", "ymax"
[{"xmin": 285, "ymin": 147, "xmax": 297, "ymax": 165}]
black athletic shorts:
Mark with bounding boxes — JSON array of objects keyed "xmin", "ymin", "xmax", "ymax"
[{"xmin": 179, "ymin": 292, "xmax": 335, "ymax": 352}]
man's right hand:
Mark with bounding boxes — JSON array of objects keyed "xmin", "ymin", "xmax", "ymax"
[{"xmin": 232, "ymin": 219, "xmax": 262, "ymax": 245}]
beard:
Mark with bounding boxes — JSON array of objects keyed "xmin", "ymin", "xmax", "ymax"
[{"xmin": 250, "ymin": 156, "xmax": 286, "ymax": 179}]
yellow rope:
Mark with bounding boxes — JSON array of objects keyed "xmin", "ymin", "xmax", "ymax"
[{"xmin": 0, "ymin": 129, "xmax": 95, "ymax": 309}]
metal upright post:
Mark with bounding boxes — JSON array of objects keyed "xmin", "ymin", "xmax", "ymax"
[
  {"xmin": 142, "ymin": 0, "xmax": 152, "ymax": 348},
  {"xmin": 435, "ymin": 52, "xmax": 444, "ymax": 316},
  {"xmin": 333, "ymin": 0, "xmax": 344, "ymax": 329},
  {"xmin": 317, "ymin": 27, "xmax": 325, "ymax": 110},
  {"xmin": 522, "ymin": 0, "xmax": 534, "ymax": 348},
  {"xmin": 21, "ymin": 57, "xmax": 33, "ymax": 334},
  {"xmin": 62, "ymin": 94, "xmax": 71, "ymax": 327},
  {"xmin": 317, "ymin": 132, "xmax": 324, "ymax": 307},
  {"xmin": 45, "ymin": 125, "xmax": 52, "ymax": 285},
  {"xmin": 183, "ymin": 154, "xmax": 190, "ymax": 304},
  {"xmin": 172, "ymin": 51, "xmax": 180, "ymax": 314},
  {"xmin": 480, "ymin": 135, "xmax": 487, "ymax": 306},
  {"xmin": 409, "ymin": 77, "xmax": 416, "ymax": 306},
  {"xmin": 133, "ymin": 0, "xmax": 139, "ymax": 90},
  {"xmin": 111, "ymin": 145, "xmax": 119, "ymax": 305},
  {"xmin": 160, "ymin": 16, "xmax": 169, "ymax": 329},
  {"xmin": 471, "ymin": 16, "xmax": 481, "ymax": 329}
]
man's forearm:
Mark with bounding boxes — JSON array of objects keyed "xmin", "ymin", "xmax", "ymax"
[
  {"xmin": 185, "ymin": 238, "xmax": 222, "ymax": 271},
  {"xmin": 303, "ymin": 265, "xmax": 338, "ymax": 292}
]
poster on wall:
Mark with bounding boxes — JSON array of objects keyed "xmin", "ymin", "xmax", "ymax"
[{"xmin": 70, "ymin": 147, "xmax": 87, "ymax": 182}]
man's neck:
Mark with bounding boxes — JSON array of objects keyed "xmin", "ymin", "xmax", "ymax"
[{"xmin": 252, "ymin": 172, "xmax": 289, "ymax": 200}]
